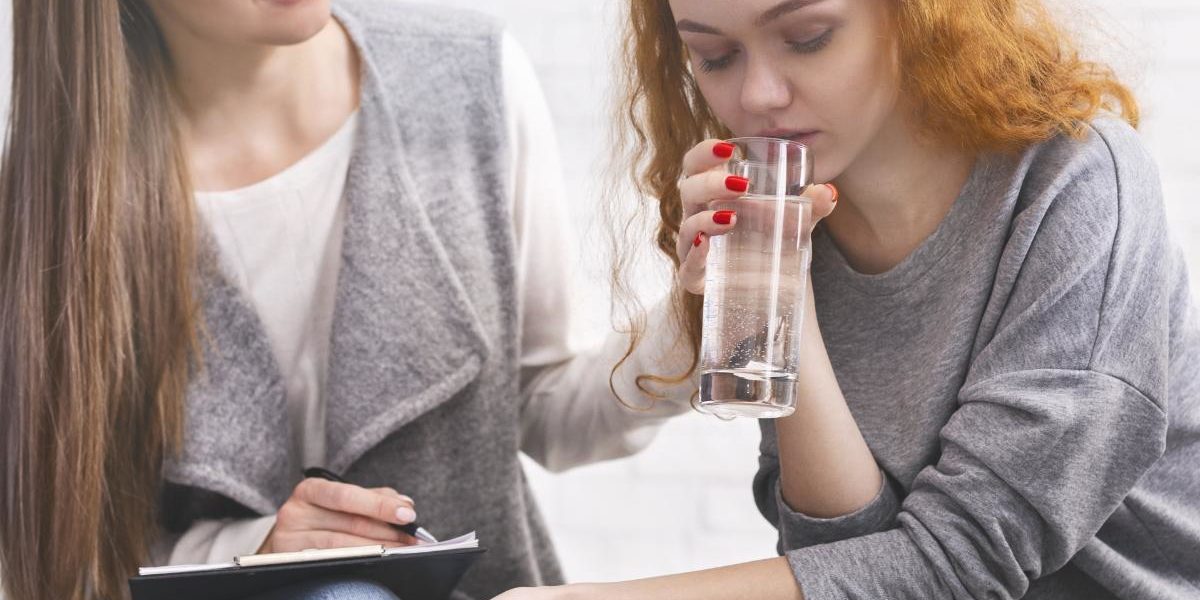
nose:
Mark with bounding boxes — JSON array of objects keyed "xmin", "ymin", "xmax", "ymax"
[{"xmin": 739, "ymin": 55, "xmax": 793, "ymax": 115}]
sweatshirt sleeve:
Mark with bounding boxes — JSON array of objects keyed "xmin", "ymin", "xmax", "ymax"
[
  {"xmin": 498, "ymin": 31, "xmax": 693, "ymax": 471},
  {"xmin": 154, "ymin": 516, "xmax": 276, "ymax": 566},
  {"xmin": 780, "ymin": 123, "xmax": 1170, "ymax": 599}
]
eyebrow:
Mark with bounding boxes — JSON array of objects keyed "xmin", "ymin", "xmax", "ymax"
[
  {"xmin": 676, "ymin": 0, "xmax": 821, "ymax": 35},
  {"xmin": 756, "ymin": 0, "xmax": 821, "ymax": 26}
]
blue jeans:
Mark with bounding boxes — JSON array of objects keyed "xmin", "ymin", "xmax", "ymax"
[{"xmin": 247, "ymin": 578, "xmax": 401, "ymax": 600}]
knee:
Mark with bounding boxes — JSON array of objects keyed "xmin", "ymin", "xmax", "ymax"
[{"xmin": 281, "ymin": 578, "xmax": 400, "ymax": 600}]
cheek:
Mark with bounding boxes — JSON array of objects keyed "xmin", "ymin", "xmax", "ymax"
[
  {"xmin": 806, "ymin": 39, "xmax": 900, "ymax": 179},
  {"xmin": 694, "ymin": 73, "xmax": 744, "ymax": 133}
]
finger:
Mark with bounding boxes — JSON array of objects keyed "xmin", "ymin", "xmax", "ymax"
[
  {"xmin": 719, "ymin": 182, "xmax": 837, "ymax": 240},
  {"xmin": 677, "ymin": 230, "xmax": 711, "ymax": 296},
  {"xmin": 287, "ymin": 502, "xmax": 409, "ymax": 543},
  {"xmin": 296, "ymin": 478, "xmax": 416, "ymax": 525},
  {"xmin": 807, "ymin": 182, "xmax": 838, "ymax": 223},
  {"xmin": 675, "ymin": 210, "xmax": 738, "ymax": 262},
  {"xmin": 682, "ymin": 139, "xmax": 736, "ymax": 178},
  {"xmin": 678, "ymin": 170, "xmax": 749, "ymax": 219},
  {"xmin": 369, "ymin": 487, "xmax": 414, "ymax": 506}
]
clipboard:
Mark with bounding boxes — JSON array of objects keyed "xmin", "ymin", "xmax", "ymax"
[{"xmin": 129, "ymin": 538, "xmax": 485, "ymax": 600}]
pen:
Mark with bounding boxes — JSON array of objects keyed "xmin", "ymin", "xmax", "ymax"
[{"xmin": 302, "ymin": 467, "xmax": 439, "ymax": 544}]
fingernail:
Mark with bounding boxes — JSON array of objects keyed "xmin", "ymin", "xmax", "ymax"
[
  {"xmin": 713, "ymin": 210, "xmax": 735, "ymax": 225},
  {"xmin": 825, "ymin": 183, "xmax": 839, "ymax": 203},
  {"xmin": 713, "ymin": 142, "xmax": 735, "ymax": 159},
  {"xmin": 395, "ymin": 507, "xmax": 417, "ymax": 523},
  {"xmin": 725, "ymin": 176, "xmax": 749, "ymax": 193},
  {"xmin": 693, "ymin": 232, "xmax": 704, "ymax": 247}
]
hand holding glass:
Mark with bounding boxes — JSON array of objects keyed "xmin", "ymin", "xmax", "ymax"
[{"xmin": 698, "ymin": 138, "xmax": 813, "ymax": 419}]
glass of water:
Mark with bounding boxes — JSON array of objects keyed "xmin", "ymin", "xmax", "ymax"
[{"xmin": 698, "ymin": 137, "xmax": 813, "ymax": 419}]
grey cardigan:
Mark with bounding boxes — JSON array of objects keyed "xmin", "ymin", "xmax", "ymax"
[{"xmin": 160, "ymin": 2, "xmax": 561, "ymax": 597}]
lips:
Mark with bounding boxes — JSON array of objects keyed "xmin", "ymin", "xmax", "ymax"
[{"xmin": 757, "ymin": 128, "xmax": 821, "ymax": 145}]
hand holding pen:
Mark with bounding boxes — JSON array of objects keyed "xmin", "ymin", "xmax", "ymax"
[
  {"xmin": 256, "ymin": 467, "xmax": 437, "ymax": 555},
  {"xmin": 302, "ymin": 467, "xmax": 437, "ymax": 543}
]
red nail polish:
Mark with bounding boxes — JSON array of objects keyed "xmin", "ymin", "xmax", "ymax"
[
  {"xmin": 825, "ymin": 183, "xmax": 839, "ymax": 203},
  {"xmin": 693, "ymin": 232, "xmax": 704, "ymax": 247},
  {"xmin": 713, "ymin": 210, "xmax": 735, "ymax": 225},
  {"xmin": 713, "ymin": 142, "xmax": 735, "ymax": 159},
  {"xmin": 725, "ymin": 176, "xmax": 749, "ymax": 193}
]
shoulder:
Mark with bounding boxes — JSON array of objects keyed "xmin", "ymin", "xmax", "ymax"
[
  {"xmin": 1018, "ymin": 116, "xmax": 1160, "ymax": 209},
  {"xmin": 333, "ymin": 0, "xmax": 503, "ymax": 42},
  {"xmin": 1008, "ymin": 115, "xmax": 1165, "ymax": 248},
  {"xmin": 333, "ymin": 0, "xmax": 505, "ymax": 77},
  {"xmin": 333, "ymin": 0, "xmax": 508, "ymax": 125}
]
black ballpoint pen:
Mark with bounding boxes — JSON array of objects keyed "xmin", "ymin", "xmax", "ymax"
[{"xmin": 302, "ymin": 466, "xmax": 438, "ymax": 543}]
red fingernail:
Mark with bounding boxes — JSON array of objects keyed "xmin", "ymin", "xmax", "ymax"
[
  {"xmin": 713, "ymin": 210, "xmax": 735, "ymax": 225},
  {"xmin": 713, "ymin": 142, "xmax": 735, "ymax": 159},
  {"xmin": 825, "ymin": 183, "xmax": 839, "ymax": 203},
  {"xmin": 693, "ymin": 232, "xmax": 704, "ymax": 247},
  {"xmin": 725, "ymin": 176, "xmax": 749, "ymax": 193}
]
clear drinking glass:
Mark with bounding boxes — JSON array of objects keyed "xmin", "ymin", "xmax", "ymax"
[{"xmin": 698, "ymin": 137, "xmax": 814, "ymax": 419}]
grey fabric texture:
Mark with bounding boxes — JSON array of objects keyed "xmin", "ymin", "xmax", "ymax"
[
  {"xmin": 162, "ymin": 1, "xmax": 562, "ymax": 598},
  {"xmin": 753, "ymin": 118, "xmax": 1200, "ymax": 599}
]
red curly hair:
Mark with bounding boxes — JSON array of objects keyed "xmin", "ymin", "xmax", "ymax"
[{"xmin": 608, "ymin": 0, "xmax": 1139, "ymax": 404}]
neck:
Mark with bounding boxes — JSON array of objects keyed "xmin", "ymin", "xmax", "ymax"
[
  {"xmin": 155, "ymin": 16, "xmax": 359, "ymax": 191},
  {"xmin": 825, "ymin": 111, "xmax": 975, "ymax": 274}
]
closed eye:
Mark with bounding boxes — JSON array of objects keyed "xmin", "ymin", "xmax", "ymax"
[
  {"xmin": 787, "ymin": 29, "xmax": 833, "ymax": 54},
  {"xmin": 700, "ymin": 49, "xmax": 741, "ymax": 73}
]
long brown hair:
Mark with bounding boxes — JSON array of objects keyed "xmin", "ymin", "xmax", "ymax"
[
  {"xmin": 609, "ymin": 0, "xmax": 1138, "ymax": 397},
  {"xmin": 0, "ymin": 1, "xmax": 197, "ymax": 599}
]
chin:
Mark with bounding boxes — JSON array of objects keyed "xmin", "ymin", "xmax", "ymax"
[
  {"xmin": 254, "ymin": 1, "xmax": 332, "ymax": 45},
  {"xmin": 810, "ymin": 149, "xmax": 847, "ymax": 185}
]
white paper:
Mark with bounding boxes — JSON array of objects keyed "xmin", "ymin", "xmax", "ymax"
[
  {"xmin": 137, "ymin": 531, "xmax": 479, "ymax": 577},
  {"xmin": 137, "ymin": 561, "xmax": 238, "ymax": 576},
  {"xmin": 382, "ymin": 531, "xmax": 478, "ymax": 555}
]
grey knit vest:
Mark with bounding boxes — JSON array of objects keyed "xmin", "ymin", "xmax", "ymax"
[{"xmin": 160, "ymin": 2, "xmax": 563, "ymax": 597}]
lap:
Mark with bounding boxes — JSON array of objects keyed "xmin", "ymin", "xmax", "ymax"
[{"xmin": 245, "ymin": 578, "xmax": 400, "ymax": 600}]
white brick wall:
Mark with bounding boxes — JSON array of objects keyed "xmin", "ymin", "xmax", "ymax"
[{"xmin": 419, "ymin": 0, "xmax": 1200, "ymax": 584}]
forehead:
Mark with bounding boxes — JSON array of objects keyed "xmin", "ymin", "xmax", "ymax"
[{"xmin": 669, "ymin": 0, "xmax": 830, "ymax": 28}]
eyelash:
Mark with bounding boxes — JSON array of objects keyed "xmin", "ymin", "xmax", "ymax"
[
  {"xmin": 700, "ymin": 51, "xmax": 739, "ymax": 73},
  {"xmin": 698, "ymin": 29, "xmax": 834, "ymax": 73},
  {"xmin": 788, "ymin": 29, "xmax": 834, "ymax": 54}
]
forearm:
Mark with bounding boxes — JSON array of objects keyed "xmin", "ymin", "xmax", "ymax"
[
  {"xmin": 519, "ymin": 298, "xmax": 693, "ymax": 471},
  {"xmin": 775, "ymin": 280, "xmax": 881, "ymax": 518},
  {"xmin": 570, "ymin": 557, "xmax": 803, "ymax": 600}
]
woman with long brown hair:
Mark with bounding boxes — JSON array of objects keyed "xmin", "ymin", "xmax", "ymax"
[
  {"xmin": 0, "ymin": 0, "xmax": 700, "ymax": 599},
  {"xmin": 498, "ymin": 0, "xmax": 1200, "ymax": 598}
]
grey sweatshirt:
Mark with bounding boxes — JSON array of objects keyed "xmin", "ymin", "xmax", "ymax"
[{"xmin": 754, "ymin": 117, "xmax": 1200, "ymax": 599}]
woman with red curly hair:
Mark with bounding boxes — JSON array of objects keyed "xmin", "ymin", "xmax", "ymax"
[{"xmin": 498, "ymin": 0, "xmax": 1200, "ymax": 599}]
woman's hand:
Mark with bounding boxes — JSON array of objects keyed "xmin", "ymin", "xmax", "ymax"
[
  {"xmin": 259, "ymin": 478, "xmax": 419, "ymax": 554},
  {"xmin": 676, "ymin": 139, "xmax": 838, "ymax": 295}
]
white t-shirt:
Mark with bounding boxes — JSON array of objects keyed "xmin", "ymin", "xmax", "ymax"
[{"xmin": 164, "ymin": 34, "xmax": 695, "ymax": 565}]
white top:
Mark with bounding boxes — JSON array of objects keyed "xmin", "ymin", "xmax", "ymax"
[
  {"xmin": 194, "ymin": 110, "xmax": 357, "ymax": 470},
  {"xmin": 163, "ymin": 33, "xmax": 695, "ymax": 565}
]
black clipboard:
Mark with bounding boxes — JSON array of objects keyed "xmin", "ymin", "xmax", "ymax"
[{"xmin": 128, "ymin": 546, "xmax": 485, "ymax": 600}]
